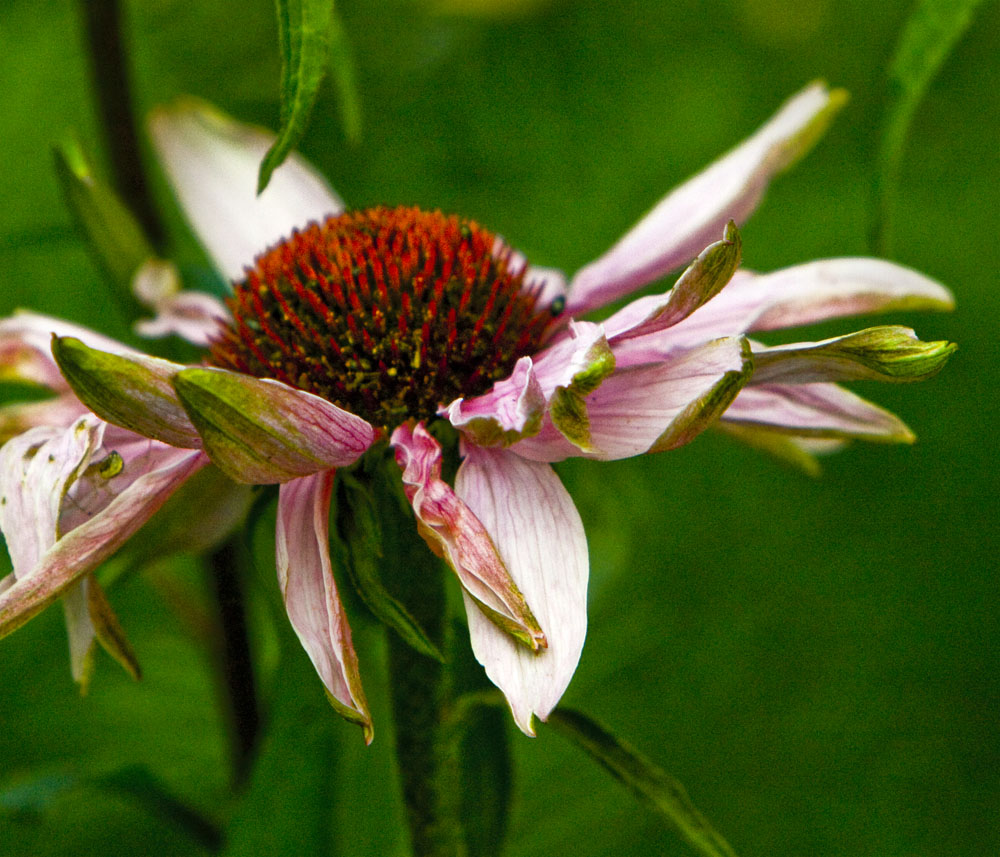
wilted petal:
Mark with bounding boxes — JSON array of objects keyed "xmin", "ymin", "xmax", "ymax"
[
  {"xmin": 173, "ymin": 368, "xmax": 375, "ymax": 483},
  {"xmin": 0, "ymin": 311, "xmax": 134, "ymax": 391},
  {"xmin": 456, "ymin": 445, "xmax": 588, "ymax": 736},
  {"xmin": 442, "ymin": 357, "xmax": 546, "ymax": 447},
  {"xmin": 0, "ymin": 445, "xmax": 206, "ymax": 639},
  {"xmin": 276, "ymin": 472, "xmax": 372, "ymax": 742},
  {"xmin": 662, "ymin": 259, "xmax": 954, "ymax": 352},
  {"xmin": 52, "ymin": 337, "xmax": 202, "ymax": 448},
  {"xmin": 514, "ymin": 336, "xmax": 752, "ymax": 461},
  {"xmin": 750, "ymin": 326, "xmax": 956, "ymax": 384},
  {"xmin": 722, "ymin": 382, "xmax": 914, "ymax": 442},
  {"xmin": 603, "ymin": 222, "xmax": 742, "ymax": 343},
  {"xmin": 568, "ymin": 82, "xmax": 846, "ymax": 313},
  {"xmin": 150, "ymin": 99, "xmax": 344, "ymax": 283},
  {"xmin": 391, "ymin": 422, "xmax": 545, "ymax": 651}
]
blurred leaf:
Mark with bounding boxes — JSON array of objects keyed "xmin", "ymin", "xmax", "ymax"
[
  {"xmin": 336, "ymin": 474, "xmax": 444, "ymax": 662},
  {"xmin": 549, "ymin": 708, "xmax": 739, "ymax": 857},
  {"xmin": 94, "ymin": 765, "xmax": 222, "ymax": 852},
  {"xmin": 259, "ymin": 0, "xmax": 361, "ymax": 193},
  {"xmin": 221, "ymin": 642, "xmax": 336, "ymax": 857},
  {"xmin": 52, "ymin": 140, "xmax": 152, "ymax": 321},
  {"xmin": 873, "ymin": 0, "xmax": 991, "ymax": 252},
  {"xmin": 0, "ymin": 771, "xmax": 79, "ymax": 819}
]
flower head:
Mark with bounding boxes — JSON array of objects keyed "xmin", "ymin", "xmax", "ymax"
[{"xmin": 0, "ymin": 83, "xmax": 954, "ymax": 738}]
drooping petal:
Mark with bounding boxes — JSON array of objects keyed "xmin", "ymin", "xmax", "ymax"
[
  {"xmin": 276, "ymin": 471, "xmax": 372, "ymax": 742},
  {"xmin": 52, "ymin": 337, "xmax": 202, "ymax": 448},
  {"xmin": 750, "ymin": 326, "xmax": 956, "ymax": 385},
  {"xmin": 0, "ymin": 311, "xmax": 134, "ymax": 391},
  {"xmin": 444, "ymin": 322, "xmax": 615, "ymax": 448},
  {"xmin": 149, "ymin": 98, "xmax": 344, "ymax": 283},
  {"xmin": 391, "ymin": 422, "xmax": 546, "ymax": 651},
  {"xmin": 173, "ymin": 368, "xmax": 375, "ymax": 483},
  {"xmin": 660, "ymin": 259, "xmax": 954, "ymax": 352},
  {"xmin": 721, "ymin": 382, "xmax": 914, "ymax": 442},
  {"xmin": 0, "ymin": 444, "xmax": 206, "ymax": 639},
  {"xmin": 513, "ymin": 336, "xmax": 753, "ymax": 462},
  {"xmin": 455, "ymin": 445, "xmax": 588, "ymax": 736},
  {"xmin": 568, "ymin": 82, "xmax": 847, "ymax": 313},
  {"xmin": 716, "ymin": 421, "xmax": 847, "ymax": 477}
]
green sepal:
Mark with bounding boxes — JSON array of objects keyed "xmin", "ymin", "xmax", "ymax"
[
  {"xmin": 53, "ymin": 140, "xmax": 153, "ymax": 320},
  {"xmin": 753, "ymin": 325, "xmax": 957, "ymax": 384},
  {"xmin": 51, "ymin": 336, "xmax": 200, "ymax": 448},
  {"xmin": 335, "ymin": 473, "xmax": 444, "ymax": 663},
  {"xmin": 549, "ymin": 707, "xmax": 740, "ymax": 857}
]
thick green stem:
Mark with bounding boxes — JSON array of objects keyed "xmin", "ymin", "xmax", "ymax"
[{"xmin": 387, "ymin": 563, "xmax": 465, "ymax": 857}]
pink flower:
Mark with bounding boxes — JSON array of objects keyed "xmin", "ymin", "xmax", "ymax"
[{"xmin": 0, "ymin": 83, "xmax": 953, "ymax": 739}]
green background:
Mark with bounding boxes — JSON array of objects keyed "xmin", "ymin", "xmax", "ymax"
[{"xmin": 0, "ymin": 0, "xmax": 997, "ymax": 855}]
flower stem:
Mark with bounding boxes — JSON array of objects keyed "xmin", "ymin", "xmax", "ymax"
[
  {"xmin": 378, "ymin": 478, "xmax": 465, "ymax": 856},
  {"xmin": 79, "ymin": 0, "xmax": 164, "ymax": 246},
  {"xmin": 208, "ymin": 537, "xmax": 261, "ymax": 787}
]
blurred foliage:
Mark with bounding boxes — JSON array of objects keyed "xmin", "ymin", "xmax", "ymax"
[{"xmin": 0, "ymin": 0, "xmax": 997, "ymax": 855}]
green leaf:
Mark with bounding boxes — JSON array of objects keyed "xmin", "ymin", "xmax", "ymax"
[
  {"xmin": 335, "ymin": 473, "xmax": 445, "ymax": 662},
  {"xmin": 259, "ymin": 0, "xmax": 362, "ymax": 193},
  {"xmin": 549, "ymin": 708, "xmax": 740, "ymax": 857},
  {"xmin": 52, "ymin": 140, "xmax": 152, "ymax": 321},
  {"xmin": 873, "ymin": 0, "xmax": 991, "ymax": 252}
]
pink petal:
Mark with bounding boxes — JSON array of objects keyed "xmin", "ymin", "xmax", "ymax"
[
  {"xmin": 0, "ymin": 395, "xmax": 89, "ymax": 442},
  {"xmin": 136, "ymin": 291, "xmax": 230, "ymax": 347},
  {"xmin": 276, "ymin": 472, "xmax": 372, "ymax": 742},
  {"xmin": 513, "ymin": 336, "xmax": 752, "ymax": 462},
  {"xmin": 391, "ymin": 422, "xmax": 545, "ymax": 650},
  {"xmin": 149, "ymin": 99, "xmax": 344, "ymax": 283},
  {"xmin": 568, "ymin": 82, "xmax": 846, "ymax": 314},
  {"xmin": 661, "ymin": 260, "xmax": 954, "ymax": 352},
  {"xmin": 455, "ymin": 445, "xmax": 588, "ymax": 736},
  {"xmin": 721, "ymin": 382, "xmax": 914, "ymax": 441},
  {"xmin": 0, "ymin": 312, "xmax": 133, "ymax": 391},
  {"xmin": 0, "ymin": 443, "xmax": 205, "ymax": 639}
]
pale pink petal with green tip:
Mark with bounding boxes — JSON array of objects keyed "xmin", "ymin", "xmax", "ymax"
[
  {"xmin": 276, "ymin": 471, "xmax": 372, "ymax": 743},
  {"xmin": 455, "ymin": 445, "xmax": 588, "ymax": 736},
  {"xmin": 150, "ymin": 99, "xmax": 344, "ymax": 282},
  {"xmin": 391, "ymin": 422, "xmax": 546, "ymax": 652},
  {"xmin": 721, "ymin": 382, "xmax": 915, "ymax": 442},
  {"xmin": 568, "ymin": 82, "xmax": 846, "ymax": 313}
]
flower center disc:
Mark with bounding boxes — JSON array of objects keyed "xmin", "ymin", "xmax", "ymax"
[{"xmin": 209, "ymin": 206, "xmax": 558, "ymax": 432}]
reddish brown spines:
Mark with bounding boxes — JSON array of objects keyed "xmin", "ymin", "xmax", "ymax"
[{"xmin": 209, "ymin": 206, "xmax": 558, "ymax": 431}]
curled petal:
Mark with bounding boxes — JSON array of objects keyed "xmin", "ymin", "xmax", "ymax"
[
  {"xmin": 276, "ymin": 472, "xmax": 372, "ymax": 742},
  {"xmin": 173, "ymin": 368, "xmax": 375, "ymax": 483},
  {"xmin": 0, "ymin": 445, "xmax": 206, "ymax": 640},
  {"xmin": 661, "ymin": 259, "xmax": 954, "ymax": 352},
  {"xmin": 391, "ymin": 422, "xmax": 545, "ymax": 651},
  {"xmin": 722, "ymin": 382, "xmax": 915, "ymax": 442},
  {"xmin": 456, "ymin": 446, "xmax": 588, "ymax": 736},
  {"xmin": 568, "ymin": 82, "xmax": 846, "ymax": 313},
  {"xmin": 603, "ymin": 222, "xmax": 742, "ymax": 343},
  {"xmin": 750, "ymin": 326, "xmax": 956, "ymax": 385},
  {"xmin": 0, "ymin": 395, "xmax": 89, "ymax": 444},
  {"xmin": 133, "ymin": 261, "xmax": 230, "ymax": 346},
  {"xmin": 149, "ymin": 98, "xmax": 344, "ymax": 283},
  {"xmin": 514, "ymin": 336, "xmax": 753, "ymax": 462}
]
